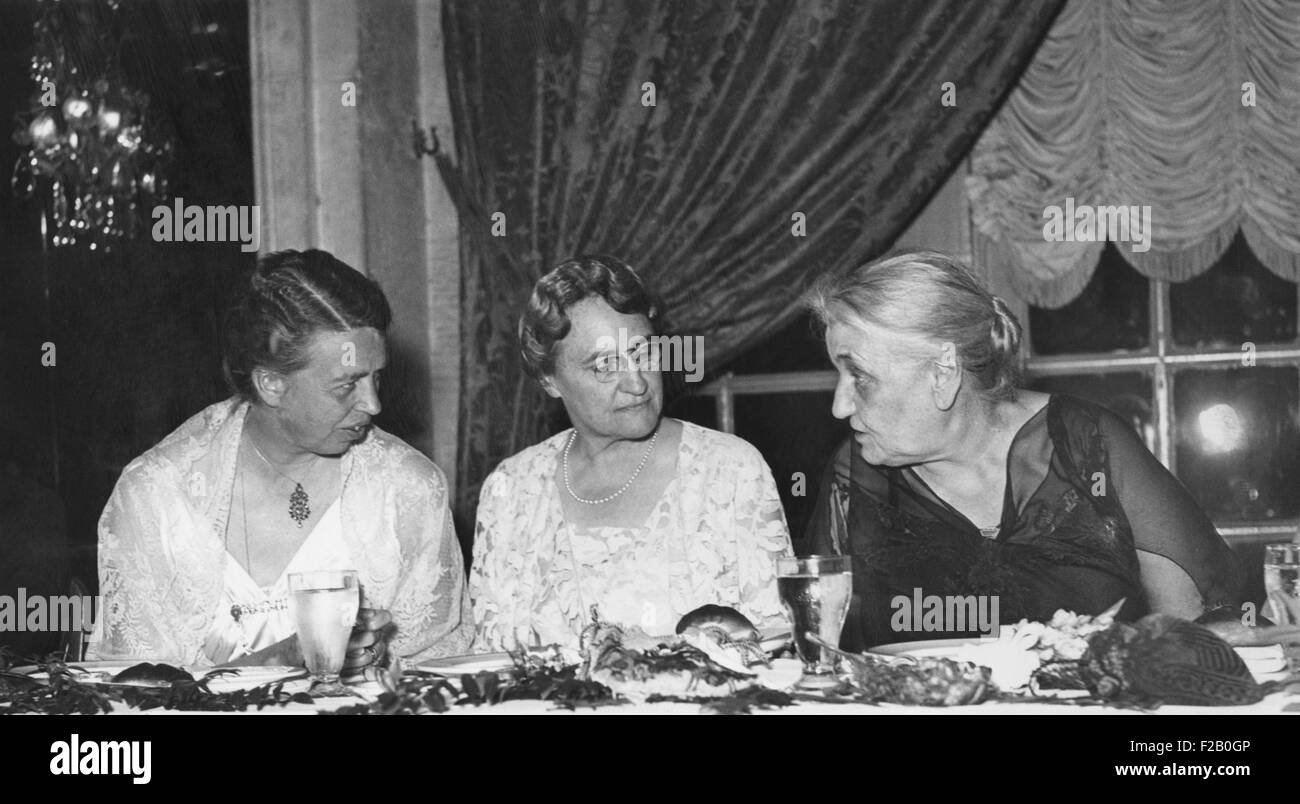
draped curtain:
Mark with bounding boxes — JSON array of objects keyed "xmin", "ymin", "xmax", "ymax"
[
  {"xmin": 967, "ymin": 0, "xmax": 1300, "ymax": 307},
  {"xmin": 438, "ymin": 0, "xmax": 1065, "ymax": 523}
]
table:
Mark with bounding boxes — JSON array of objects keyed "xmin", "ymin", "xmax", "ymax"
[
  {"xmin": 16, "ymin": 649, "xmax": 1299, "ymax": 715},
  {"xmin": 85, "ymin": 691, "xmax": 1297, "ymax": 714},
  {"xmin": 106, "ymin": 664, "xmax": 1300, "ymax": 715}
]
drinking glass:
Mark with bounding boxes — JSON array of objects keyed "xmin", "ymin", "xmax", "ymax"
[
  {"xmin": 1263, "ymin": 543, "xmax": 1300, "ymax": 626},
  {"xmin": 288, "ymin": 569, "xmax": 360, "ymax": 687},
  {"xmin": 776, "ymin": 555, "xmax": 853, "ymax": 690}
]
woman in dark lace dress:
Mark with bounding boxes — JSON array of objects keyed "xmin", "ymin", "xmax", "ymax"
[{"xmin": 803, "ymin": 252, "xmax": 1244, "ymax": 651}]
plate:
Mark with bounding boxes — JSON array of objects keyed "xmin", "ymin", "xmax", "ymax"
[
  {"xmin": 11, "ymin": 661, "xmax": 161, "ymax": 687},
  {"xmin": 11, "ymin": 661, "xmax": 310, "ymax": 692},
  {"xmin": 759, "ymin": 628, "xmax": 792, "ymax": 654},
  {"xmin": 869, "ymin": 638, "xmax": 989, "ymax": 659},
  {"xmin": 1234, "ymin": 644, "xmax": 1287, "ymax": 676},
  {"xmin": 753, "ymin": 658, "xmax": 803, "ymax": 690},
  {"xmin": 415, "ymin": 652, "xmax": 516, "ymax": 676},
  {"xmin": 202, "ymin": 666, "xmax": 311, "ymax": 693}
]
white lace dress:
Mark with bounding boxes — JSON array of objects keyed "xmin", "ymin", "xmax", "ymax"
[
  {"xmin": 469, "ymin": 421, "xmax": 793, "ymax": 652},
  {"xmin": 88, "ymin": 398, "xmax": 473, "ymax": 667}
]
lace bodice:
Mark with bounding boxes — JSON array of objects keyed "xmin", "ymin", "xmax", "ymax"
[
  {"xmin": 203, "ymin": 499, "xmax": 352, "ymax": 664},
  {"xmin": 88, "ymin": 398, "xmax": 473, "ymax": 666},
  {"xmin": 469, "ymin": 420, "xmax": 793, "ymax": 651}
]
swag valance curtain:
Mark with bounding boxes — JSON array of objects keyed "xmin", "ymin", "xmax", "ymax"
[
  {"xmin": 967, "ymin": 0, "xmax": 1300, "ymax": 308},
  {"xmin": 438, "ymin": 0, "xmax": 1065, "ymax": 523}
]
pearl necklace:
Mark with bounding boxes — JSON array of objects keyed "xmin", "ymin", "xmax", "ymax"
[{"xmin": 562, "ymin": 428, "xmax": 659, "ymax": 505}]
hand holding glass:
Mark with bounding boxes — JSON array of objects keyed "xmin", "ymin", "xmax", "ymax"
[
  {"xmin": 777, "ymin": 555, "xmax": 853, "ymax": 690},
  {"xmin": 288, "ymin": 569, "xmax": 360, "ymax": 686}
]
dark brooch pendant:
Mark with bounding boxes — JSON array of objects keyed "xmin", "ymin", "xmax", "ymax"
[{"xmin": 289, "ymin": 482, "xmax": 310, "ymax": 527}]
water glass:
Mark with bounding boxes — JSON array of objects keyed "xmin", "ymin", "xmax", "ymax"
[
  {"xmin": 288, "ymin": 569, "xmax": 360, "ymax": 686},
  {"xmin": 776, "ymin": 555, "xmax": 853, "ymax": 690},
  {"xmin": 1263, "ymin": 542, "xmax": 1299, "ymax": 626}
]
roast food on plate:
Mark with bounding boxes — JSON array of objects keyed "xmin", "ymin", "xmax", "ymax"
[
  {"xmin": 1079, "ymin": 614, "xmax": 1265, "ymax": 706},
  {"xmin": 676, "ymin": 604, "xmax": 761, "ymax": 641},
  {"xmin": 871, "ymin": 658, "xmax": 992, "ymax": 706},
  {"xmin": 813, "ymin": 636, "xmax": 993, "ymax": 706},
  {"xmin": 673, "ymin": 604, "xmax": 769, "ymax": 671},
  {"xmin": 836, "ymin": 602, "xmax": 1111, "ymax": 704},
  {"xmin": 576, "ymin": 606, "xmax": 766, "ymax": 700},
  {"xmin": 932, "ymin": 607, "xmax": 1279, "ymax": 705}
]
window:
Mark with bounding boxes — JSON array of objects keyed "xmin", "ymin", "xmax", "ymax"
[
  {"xmin": 1027, "ymin": 234, "xmax": 1300, "ymax": 542},
  {"xmin": 665, "ymin": 315, "xmax": 843, "ymax": 540},
  {"xmin": 671, "ymin": 232, "xmax": 1300, "ymax": 562}
]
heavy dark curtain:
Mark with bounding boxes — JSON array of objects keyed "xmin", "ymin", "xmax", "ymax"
[{"xmin": 439, "ymin": 0, "xmax": 1065, "ymax": 524}]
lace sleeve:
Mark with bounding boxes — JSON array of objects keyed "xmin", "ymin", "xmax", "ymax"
[
  {"xmin": 87, "ymin": 465, "xmax": 214, "ymax": 665},
  {"xmin": 730, "ymin": 446, "xmax": 794, "ymax": 631},
  {"xmin": 386, "ymin": 465, "xmax": 474, "ymax": 661},
  {"xmin": 1099, "ymin": 408, "xmax": 1245, "ymax": 611},
  {"xmin": 468, "ymin": 469, "xmax": 514, "ymax": 652}
]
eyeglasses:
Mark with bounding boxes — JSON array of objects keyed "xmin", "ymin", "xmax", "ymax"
[{"xmin": 589, "ymin": 343, "xmax": 658, "ymax": 383}]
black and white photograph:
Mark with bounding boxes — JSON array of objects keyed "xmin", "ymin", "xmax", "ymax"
[{"xmin": 0, "ymin": 0, "xmax": 1297, "ymax": 783}]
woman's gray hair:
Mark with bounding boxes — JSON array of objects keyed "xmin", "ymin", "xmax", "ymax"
[{"xmin": 805, "ymin": 250, "xmax": 1024, "ymax": 402}]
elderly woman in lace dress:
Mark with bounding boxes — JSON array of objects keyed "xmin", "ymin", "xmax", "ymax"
[
  {"xmin": 469, "ymin": 256, "xmax": 793, "ymax": 651},
  {"xmin": 89, "ymin": 249, "xmax": 472, "ymax": 672}
]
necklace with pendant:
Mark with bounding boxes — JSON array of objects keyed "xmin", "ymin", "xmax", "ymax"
[{"xmin": 247, "ymin": 439, "xmax": 319, "ymax": 527}]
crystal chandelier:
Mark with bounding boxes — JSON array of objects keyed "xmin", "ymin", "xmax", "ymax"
[{"xmin": 10, "ymin": 0, "xmax": 174, "ymax": 251}]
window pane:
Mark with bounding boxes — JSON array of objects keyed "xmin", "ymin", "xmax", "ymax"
[
  {"xmin": 1174, "ymin": 366, "xmax": 1300, "ymax": 521},
  {"xmin": 723, "ymin": 312, "xmax": 827, "ymax": 374},
  {"xmin": 1025, "ymin": 373, "xmax": 1155, "ymax": 451},
  {"xmin": 1170, "ymin": 230, "xmax": 1297, "ymax": 349},
  {"xmin": 733, "ymin": 392, "xmax": 850, "ymax": 541},
  {"xmin": 1029, "ymin": 244, "xmax": 1150, "ymax": 355},
  {"xmin": 665, "ymin": 391, "xmax": 718, "ymax": 431}
]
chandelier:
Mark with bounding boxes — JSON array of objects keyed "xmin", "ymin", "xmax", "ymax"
[{"xmin": 10, "ymin": 0, "xmax": 174, "ymax": 251}]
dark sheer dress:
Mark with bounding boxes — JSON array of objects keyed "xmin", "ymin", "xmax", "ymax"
[{"xmin": 803, "ymin": 394, "xmax": 1244, "ymax": 651}]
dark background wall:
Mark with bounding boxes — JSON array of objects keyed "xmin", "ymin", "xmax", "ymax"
[{"xmin": 0, "ymin": 1, "xmax": 253, "ymax": 655}]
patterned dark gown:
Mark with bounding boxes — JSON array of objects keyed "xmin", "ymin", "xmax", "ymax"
[{"xmin": 803, "ymin": 395, "xmax": 1245, "ymax": 652}]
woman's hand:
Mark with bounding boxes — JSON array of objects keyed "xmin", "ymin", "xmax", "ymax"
[{"xmin": 341, "ymin": 608, "xmax": 395, "ymax": 683}]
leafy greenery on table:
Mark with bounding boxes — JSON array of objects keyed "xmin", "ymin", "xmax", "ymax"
[
  {"xmin": 329, "ymin": 640, "xmax": 806, "ymax": 715},
  {"xmin": 329, "ymin": 663, "xmax": 625, "ymax": 715},
  {"xmin": 0, "ymin": 651, "xmax": 316, "ymax": 715}
]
